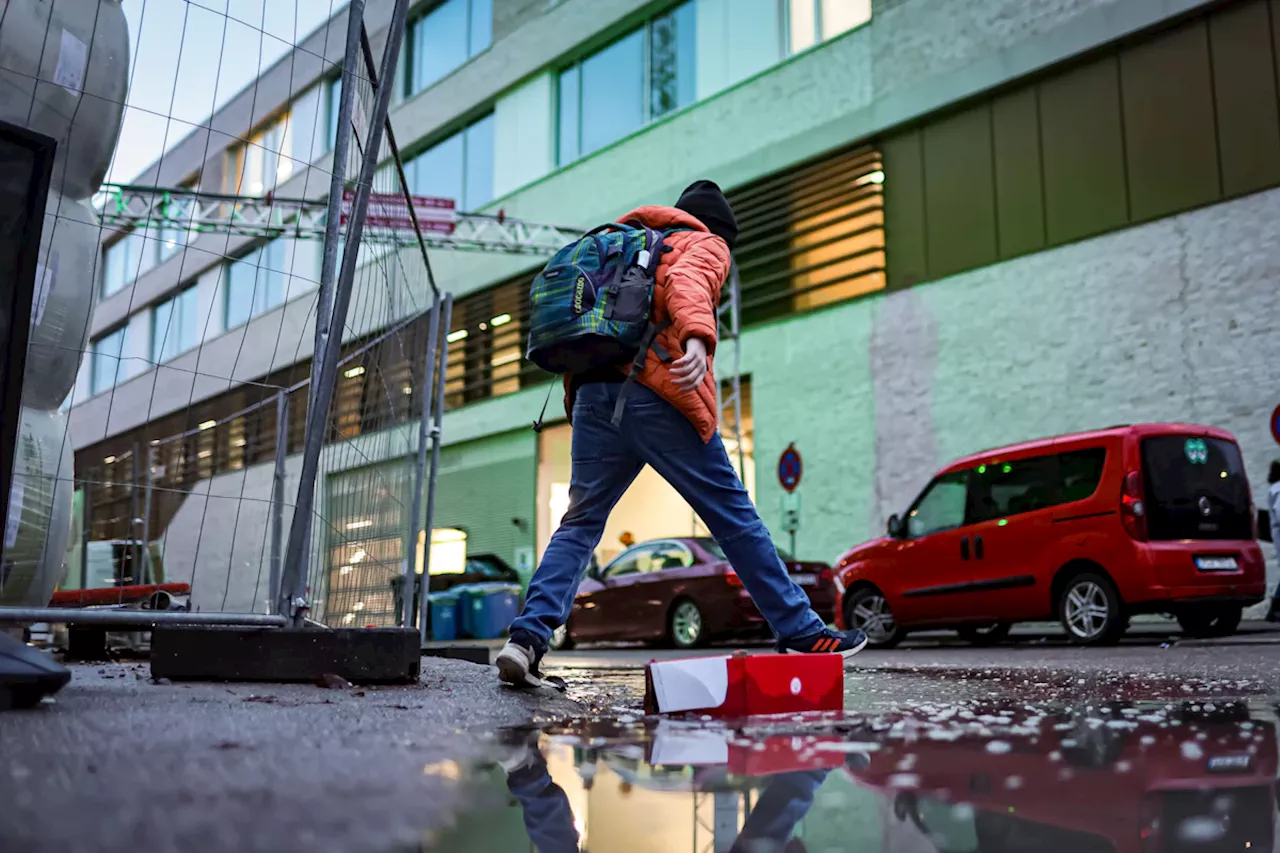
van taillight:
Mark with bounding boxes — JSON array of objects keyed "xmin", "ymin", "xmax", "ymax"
[
  {"xmin": 1121, "ymin": 470, "xmax": 1148, "ymax": 541},
  {"xmin": 725, "ymin": 570, "xmax": 743, "ymax": 588},
  {"xmin": 821, "ymin": 568, "xmax": 833, "ymax": 582}
]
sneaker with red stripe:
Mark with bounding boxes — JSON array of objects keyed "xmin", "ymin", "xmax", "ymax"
[{"xmin": 776, "ymin": 627, "xmax": 868, "ymax": 658}]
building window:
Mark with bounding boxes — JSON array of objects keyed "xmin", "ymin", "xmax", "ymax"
[
  {"xmin": 326, "ymin": 75, "xmax": 342, "ymax": 150},
  {"xmin": 90, "ymin": 327, "xmax": 127, "ymax": 395},
  {"xmin": 788, "ymin": 0, "xmax": 871, "ymax": 54},
  {"xmin": 230, "ymin": 113, "xmax": 293, "ymax": 196},
  {"xmin": 156, "ymin": 179, "xmax": 199, "ymax": 263},
  {"xmin": 729, "ymin": 144, "xmax": 885, "ymax": 325},
  {"xmin": 101, "ymin": 229, "xmax": 157, "ymax": 298},
  {"xmin": 152, "ymin": 285, "xmax": 200, "ymax": 364},
  {"xmin": 443, "ymin": 271, "xmax": 544, "ymax": 409},
  {"xmin": 557, "ymin": 1, "xmax": 696, "ymax": 165},
  {"xmin": 225, "ymin": 239, "xmax": 287, "ymax": 329},
  {"xmin": 405, "ymin": 0, "xmax": 492, "ymax": 97},
  {"xmin": 407, "ymin": 113, "xmax": 495, "ymax": 211}
]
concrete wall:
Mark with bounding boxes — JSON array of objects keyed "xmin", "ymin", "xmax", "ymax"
[{"xmin": 742, "ymin": 186, "xmax": 1280, "ymax": 602}]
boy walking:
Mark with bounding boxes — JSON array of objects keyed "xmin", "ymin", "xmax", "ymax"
[{"xmin": 498, "ymin": 180, "xmax": 866, "ymax": 688}]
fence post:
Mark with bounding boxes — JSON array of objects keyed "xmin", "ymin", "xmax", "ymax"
[
  {"xmin": 417, "ymin": 294, "xmax": 453, "ymax": 644},
  {"xmin": 141, "ymin": 443, "xmax": 155, "ymax": 582},
  {"xmin": 279, "ymin": 0, "xmax": 411, "ymax": 629},
  {"xmin": 129, "ymin": 444, "xmax": 141, "ymax": 584},
  {"xmin": 269, "ymin": 390, "xmax": 289, "ymax": 616},
  {"xmin": 80, "ymin": 467, "xmax": 92, "ymax": 586},
  {"xmin": 404, "ymin": 295, "xmax": 442, "ymax": 631}
]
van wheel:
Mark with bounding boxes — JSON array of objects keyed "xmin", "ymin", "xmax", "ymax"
[
  {"xmin": 1177, "ymin": 605, "xmax": 1242, "ymax": 639},
  {"xmin": 844, "ymin": 588, "xmax": 904, "ymax": 649},
  {"xmin": 957, "ymin": 623, "xmax": 1012, "ymax": 646},
  {"xmin": 1059, "ymin": 573, "xmax": 1125, "ymax": 646}
]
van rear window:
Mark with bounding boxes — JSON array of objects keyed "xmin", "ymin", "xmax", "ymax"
[{"xmin": 1141, "ymin": 436, "xmax": 1252, "ymax": 541}]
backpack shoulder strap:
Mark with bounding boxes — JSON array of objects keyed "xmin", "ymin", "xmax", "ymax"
[{"xmin": 610, "ymin": 321, "xmax": 672, "ymax": 428}]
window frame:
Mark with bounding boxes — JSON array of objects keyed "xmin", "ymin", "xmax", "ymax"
[
  {"xmin": 602, "ymin": 543, "xmax": 659, "ymax": 579},
  {"xmin": 151, "ymin": 284, "xmax": 201, "ymax": 365},
  {"xmin": 405, "ymin": 111, "xmax": 495, "ymax": 211},
  {"xmin": 786, "ymin": 0, "xmax": 872, "ymax": 55},
  {"xmin": 555, "ymin": 1, "xmax": 696, "ymax": 167},
  {"xmin": 224, "ymin": 239, "xmax": 288, "ymax": 330},
  {"xmin": 90, "ymin": 327, "xmax": 127, "ymax": 395},
  {"xmin": 968, "ymin": 455, "xmax": 1063, "ymax": 525},
  {"xmin": 904, "ymin": 469, "xmax": 973, "ymax": 540},
  {"xmin": 403, "ymin": 0, "xmax": 493, "ymax": 99},
  {"xmin": 229, "ymin": 112, "xmax": 293, "ymax": 197},
  {"xmin": 967, "ymin": 447, "xmax": 1111, "ymax": 525},
  {"xmin": 101, "ymin": 229, "xmax": 160, "ymax": 299},
  {"xmin": 646, "ymin": 540, "xmax": 696, "ymax": 572}
]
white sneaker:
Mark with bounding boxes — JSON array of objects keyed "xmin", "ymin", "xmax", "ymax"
[{"xmin": 496, "ymin": 640, "xmax": 543, "ymax": 688}]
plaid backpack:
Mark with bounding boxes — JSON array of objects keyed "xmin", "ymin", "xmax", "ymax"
[{"xmin": 526, "ymin": 221, "xmax": 676, "ymax": 429}]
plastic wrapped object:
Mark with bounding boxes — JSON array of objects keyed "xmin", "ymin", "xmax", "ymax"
[
  {"xmin": 0, "ymin": 631, "xmax": 70, "ymax": 710},
  {"xmin": 1, "ymin": 408, "xmax": 75, "ymax": 608},
  {"xmin": 23, "ymin": 191, "xmax": 99, "ymax": 410},
  {"xmin": 0, "ymin": 0, "xmax": 130, "ymax": 200}
]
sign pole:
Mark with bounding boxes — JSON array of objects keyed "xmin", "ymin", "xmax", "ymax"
[{"xmin": 777, "ymin": 443, "xmax": 802, "ymax": 556}]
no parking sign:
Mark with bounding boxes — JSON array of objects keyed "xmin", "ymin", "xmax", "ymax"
[{"xmin": 777, "ymin": 443, "xmax": 803, "ymax": 493}]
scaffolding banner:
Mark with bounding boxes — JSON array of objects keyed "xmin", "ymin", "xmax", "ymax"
[{"xmin": 340, "ymin": 188, "xmax": 456, "ymax": 234}]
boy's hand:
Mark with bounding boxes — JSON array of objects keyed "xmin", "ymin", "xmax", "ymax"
[{"xmin": 671, "ymin": 338, "xmax": 708, "ymax": 391}]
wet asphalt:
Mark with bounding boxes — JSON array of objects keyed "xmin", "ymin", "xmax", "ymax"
[{"xmin": 6, "ymin": 626, "xmax": 1280, "ymax": 853}]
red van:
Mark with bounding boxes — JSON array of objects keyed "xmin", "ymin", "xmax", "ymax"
[{"xmin": 834, "ymin": 424, "xmax": 1266, "ymax": 646}]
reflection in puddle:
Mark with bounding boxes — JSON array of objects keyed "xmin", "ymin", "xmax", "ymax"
[{"xmin": 410, "ymin": 700, "xmax": 1280, "ymax": 853}]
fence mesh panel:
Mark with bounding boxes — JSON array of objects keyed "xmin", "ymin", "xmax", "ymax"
[{"xmin": 0, "ymin": 0, "xmax": 445, "ymax": 630}]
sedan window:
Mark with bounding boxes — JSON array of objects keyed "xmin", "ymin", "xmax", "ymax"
[
  {"xmin": 646, "ymin": 543, "xmax": 694, "ymax": 571},
  {"xmin": 604, "ymin": 546, "xmax": 654, "ymax": 579}
]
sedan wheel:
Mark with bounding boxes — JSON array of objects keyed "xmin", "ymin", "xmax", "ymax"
[
  {"xmin": 844, "ymin": 588, "xmax": 903, "ymax": 649},
  {"xmin": 1059, "ymin": 573, "xmax": 1125, "ymax": 646},
  {"xmin": 669, "ymin": 599, "xmax": 706, "ymax": 649}
]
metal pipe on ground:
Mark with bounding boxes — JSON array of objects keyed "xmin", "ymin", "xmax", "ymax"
[{"xmin": 0, "ymin": 609, "xmax": 288, "ymax": 627}]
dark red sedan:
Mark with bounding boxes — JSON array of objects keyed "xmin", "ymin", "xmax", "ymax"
[{"xmin": 551, "ymin": 537, "xmax": 836, "ymax": 650}]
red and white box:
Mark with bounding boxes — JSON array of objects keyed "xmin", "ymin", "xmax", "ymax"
[{"xmin": 643, "ymin": 651, "xmax": 843, "ymax": 717}]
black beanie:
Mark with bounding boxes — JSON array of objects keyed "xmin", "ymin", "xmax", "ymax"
[{"xmin": 675, "ymin": 180, "xmax": 739, "ymax": 251}]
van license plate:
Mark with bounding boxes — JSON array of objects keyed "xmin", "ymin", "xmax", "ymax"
[
  {"xmin": 1207, "ymin": 755, "xmax": 1251, "ymax": 772},
  {"xmin": 1195, "ymin": 556, "xmax": 1238, "ymax": 571},
  {"xmin": 793, "ymin": 575, "xmax": 817, "ymax": 586}
]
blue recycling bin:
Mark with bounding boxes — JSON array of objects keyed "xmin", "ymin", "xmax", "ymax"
[
  {"xmin": 427, "ymin": 592, "xmax": 460, "ymax": 642},
  {"xmin": 456, "ymin": 582, "xmax": 522, "ymax": 639}
]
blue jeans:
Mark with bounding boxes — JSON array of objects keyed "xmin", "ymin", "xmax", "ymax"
[
  {"xmin": 506, "ymin": 748, "xmax": 580, "ymax": 853},
  {"xmin": 510, "ymin": 381, "xmax": 824, "ymax": 653},
  {"xmin": 730, "ymin": 769, "xmax": 829, "ymax": 851}
]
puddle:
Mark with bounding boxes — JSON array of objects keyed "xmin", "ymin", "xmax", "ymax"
[{"xmin": 397, "ymin": 697, "xmax": 1280, "ymax": 852}]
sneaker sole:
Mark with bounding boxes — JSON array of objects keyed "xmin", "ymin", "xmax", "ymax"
[
  {"xmin": 777, "ymin": 636, "xmax": 869, "ymax": 658},
  {"xmin": 840, "ymin": 636, "xmax": 869, "ymax": 659},
  {"xmin": 496, "ymin": 652, "xmax": 542, "ymax": 689}
]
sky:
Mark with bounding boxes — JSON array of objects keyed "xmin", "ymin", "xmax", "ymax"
[{"xmin": 107, "ymin": 0, "xmax": 347, "ymax": 185}]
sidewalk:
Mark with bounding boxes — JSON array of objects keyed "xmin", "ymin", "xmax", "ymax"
[{"xmin": 1, "ymin": 656, "xmax": 580, "ymax": 853}]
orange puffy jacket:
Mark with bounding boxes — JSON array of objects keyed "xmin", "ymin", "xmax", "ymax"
[{"xmin": 562, "ymin": 205, "xmax": 731, "ymax": 442}]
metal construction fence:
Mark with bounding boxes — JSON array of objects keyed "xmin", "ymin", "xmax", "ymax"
[{"xmin": 0, "ymin": 0, "xmax": 459, "ymax": 640}]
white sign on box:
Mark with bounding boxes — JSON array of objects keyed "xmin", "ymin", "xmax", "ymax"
[{"xmin": 649, "ymin": 655, "xmax": 730, "ymax": 714}]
